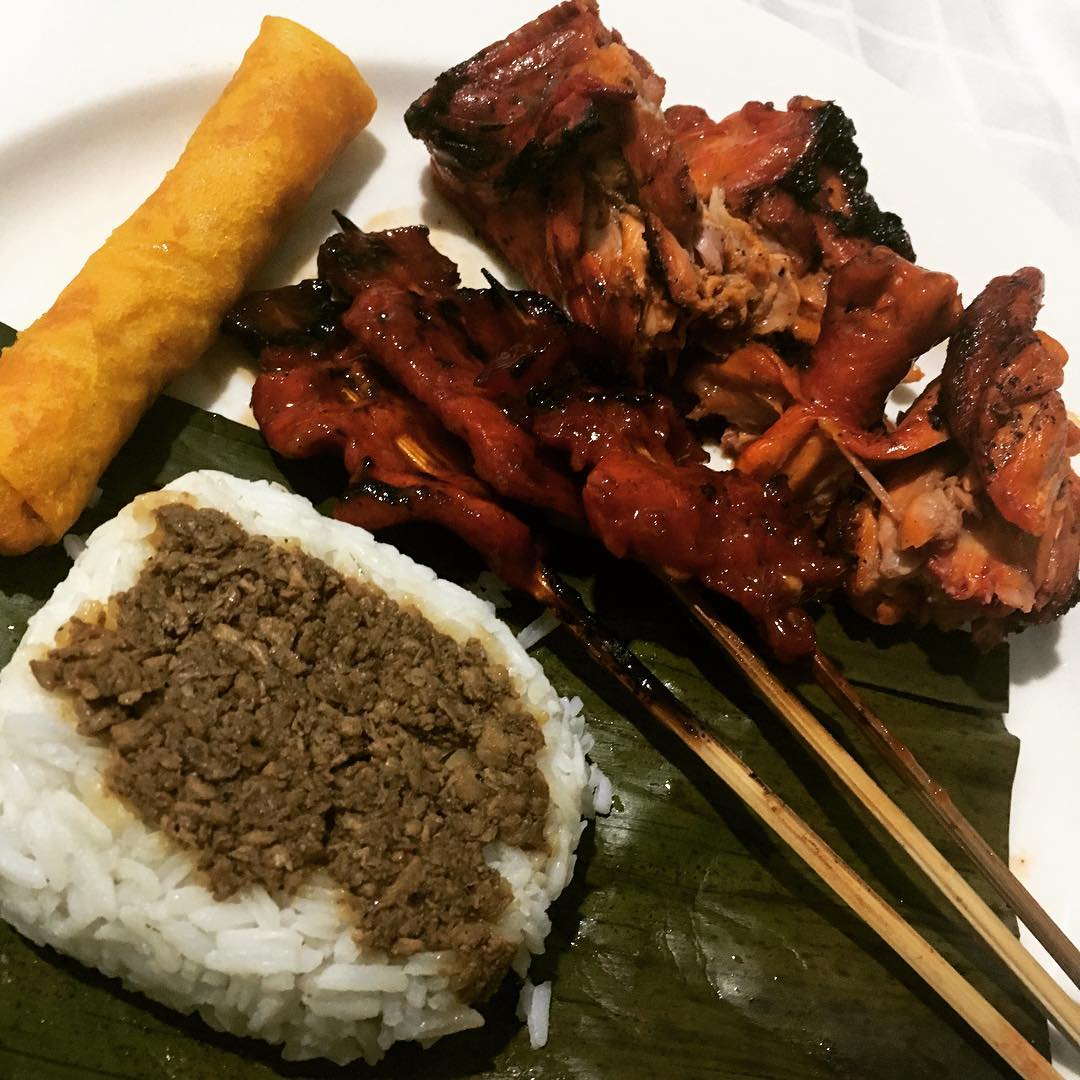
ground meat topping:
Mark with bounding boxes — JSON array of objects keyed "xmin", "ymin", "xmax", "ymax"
[{"xmin": 31, "ymin": 503, "xmax": 550, "ymax": 1001}]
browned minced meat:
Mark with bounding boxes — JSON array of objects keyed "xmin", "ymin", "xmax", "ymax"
[{"xmin": 31, "ymin": 503, "xmax": 550, "ymax": 1001}]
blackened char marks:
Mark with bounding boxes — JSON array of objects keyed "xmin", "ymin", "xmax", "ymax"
[
  {"xmin": 780, "ymin": 99, "xmax": 914, "ymax": 261},
  {"xmin": 247, "ymin": 338, "xmax": 543, "ymax": 591},
  {"xmin": 667, "ymin": 97, "xmax": 913, "ymax": 264},
  {"xmin": 406, "ymin": 2, "xmax": 914, "ymax": 372},
  {"xmin": 222, "ymin": 279, "xmax": 347, "ymax": 352},
  {"xmin": 319, "ymin": 225, "xmax": 461, "ymax": 298}
]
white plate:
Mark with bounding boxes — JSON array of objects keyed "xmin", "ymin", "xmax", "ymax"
[{"xmin": 2, "ymin": 1, "xmax": 1078, "ymax": 1072}]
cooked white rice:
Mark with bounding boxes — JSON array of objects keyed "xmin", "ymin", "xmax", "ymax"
[{"xmin": 0, "ymin": 470, "xmax": 595, "ymax": 1065}]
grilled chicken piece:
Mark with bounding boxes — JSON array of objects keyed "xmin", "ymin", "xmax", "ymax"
[
  {"xmin": 941, "ymin": 267, "xmax": 1076, "ymax": 536},
  {"xmin": 327, "ymin": 226, "xmax": 586, "ymax": 522},
  {"xmin": 668, "ymin": 98, "xmax": 914, "ymax": 347},
  {"xmin": 406, "ymin": 0, "xmax": 909, "ymax": 379},
  {"xmin": 405, "ymin": 0, "xmax": 692, "ymax": 371},
  {"xmin": 666, "ymin": 98, "xmax": 913, "ymax": 264},
  {"xmin": 729, "ymin": 248, "xmax": 961, "ymax": 515},
  {"xmin": 334, "ymin": 225, "xmax": 841, "ymax": 657},
  {"xmin": 584, "ymin": 455, "xmax": 842, "ymax": 660},
  {"xmin": 837, "ymin": 271, "xmax": 1080, "ymax": 644},
  {"xmin": 801, "ymin": 248, "xmax": 962, "ymax": 426}
]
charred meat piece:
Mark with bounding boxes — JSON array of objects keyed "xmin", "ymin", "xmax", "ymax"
[
  {"xmin": 334, "ymin": 226, "xmax": 840, "ymax": 656},
  {"xmin": 336, "ymin": 227, "xmax": 842, "ymax": 656},
  {"xmin": 232, "ymin": 224, "xmax": 843, "ymax": 659},
  {"xmin": 667, "ymin": 98, "xmax": 914, "ymax": 266},
  {"xmin": 229, "ymin": 284, "xmax": 541, "ymax": 591},
  {"xmin": 407, "ymin": 0, "xmax": 806, "ymax": 370},
  {"xmin": 318, "ymin": 219, "xmax": 461, "ymax": 298},
  {"xmin": 332, "ymin": 232, "xmax": 586, "ymax": 522},
  {"xmin": 404, "ymin": 0, "xmax": 694, "ymax": 241},
  {"xmin": 941, "ymin": 267, "xmax": 1076, "ymax": 536},
  {"xmin": 837, "ymin": 272, "xmax": 1080, "ymax": 644},
  {"xmin": 222, "ymin": 278, "xmax": 347, "ymax": 351},
  {"xmin": 407, "ymin": 1, "xmax": 912, "ymax": 376}
]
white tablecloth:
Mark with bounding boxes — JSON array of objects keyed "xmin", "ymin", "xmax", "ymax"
[{"xmin": 742, "ymin": 0, "xmax": 1080, "ymax": 223}]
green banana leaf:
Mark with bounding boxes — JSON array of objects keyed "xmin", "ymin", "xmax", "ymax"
[{"xmin": 0, "ymin": 331, "xmax": 1045, "ymax": 1078}]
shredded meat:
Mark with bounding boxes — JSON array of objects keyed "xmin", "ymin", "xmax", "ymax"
[{"xmin": 31, "ymin": 504, "xmax": 550, "ymax": 1001}]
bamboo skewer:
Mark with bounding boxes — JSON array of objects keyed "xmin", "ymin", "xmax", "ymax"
[
  {"xmin": 533, "ymin": 568, "xmax": 1061, "ymax": 1079},
  {"xmin": 668, "ymin": 578, "xmax": 1080, "ymax": 1051},
  {"xmin": 811, "ymin": 648, "xmax": 1080, "ymax": 992},
  {"xmin": 384, "ymin": 374, "xmax": 1064, "ymax": 1070}
]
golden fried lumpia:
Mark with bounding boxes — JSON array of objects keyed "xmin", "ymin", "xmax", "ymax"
[{"xmin": 0, "ymin": 16, "xmax": 376, "ymax": 554}]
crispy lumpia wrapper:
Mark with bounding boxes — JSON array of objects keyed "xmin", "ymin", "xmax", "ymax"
[{"xmin": 0, "ymin": 16, "xmax": 375, "ymax": 554}]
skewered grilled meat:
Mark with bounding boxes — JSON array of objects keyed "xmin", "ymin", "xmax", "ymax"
[
  {"xmin": 837, "ymin": 270, "xmax": 1080, "ymax": 645},
  {"xmin": 235, "ymin": 0, "xmax": 1079, "ymax": 657},
  {"xmin": 330, "ymin": 226, "xmax": 586, "ymax": 521},
  {"xmin": 225, "ymin": 279, "xmax": 542, "ymax": 590},
  {"xmin": 226, "ymin": 225, "xmax": 843, "ymax": 660},
  {"xmin": 406, "ymin": 0, "xmax": 911, "ymax": 383}
]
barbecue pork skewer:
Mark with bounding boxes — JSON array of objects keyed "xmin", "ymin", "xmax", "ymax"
[{"xmin": 224, "ymin": 219, "xmax": 1080, "ymax": 1051}]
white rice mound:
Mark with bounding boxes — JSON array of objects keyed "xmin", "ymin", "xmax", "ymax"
[{"xmin": 0, "ymin": 470, "xmax": 595, "ymax": 1065}]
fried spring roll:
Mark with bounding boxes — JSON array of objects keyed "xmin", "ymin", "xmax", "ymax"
[{"xmin": 0, "ymin": 16, "xmax": 376, "ymax": 554}]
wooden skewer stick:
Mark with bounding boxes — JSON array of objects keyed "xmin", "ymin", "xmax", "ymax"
[
  {"xmin": 533, "ymin": 568, "xmax": 1060, "ymax": 1079},
  {"xmin": 668, "ymin": 578, "xmax": 1080, "ymax": 1051},
  {"xmin": 811, "ymin": 648, "xmax": 1080, "ymax": 992}
]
